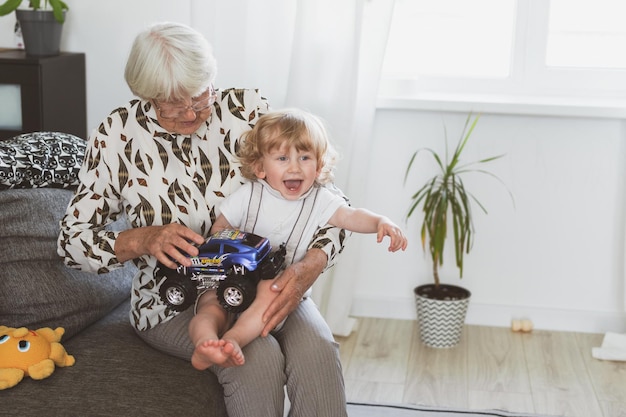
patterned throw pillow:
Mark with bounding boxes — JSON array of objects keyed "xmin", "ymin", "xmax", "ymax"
[{"xmin": 0, "ymin": 131, "xmax": 86, "ymax": 190}]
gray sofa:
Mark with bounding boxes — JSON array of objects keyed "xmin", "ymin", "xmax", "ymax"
[{"xmin": 0, "ymin": 132, "xmax": 227, "ymax": 416}]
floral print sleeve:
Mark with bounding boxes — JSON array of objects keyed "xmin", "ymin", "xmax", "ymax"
[
  {"xmin": 309, "ymin": 183, "xmax": 350, "ymax": 269},
  {"xmin": 57, "ymin": 108, "xmax": 135, "ymax": 274}
]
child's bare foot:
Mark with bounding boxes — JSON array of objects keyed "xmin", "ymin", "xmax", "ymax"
[
  {"xmin": 221, "ymin": 339, "xmax": 245, "ymax": 367},
  {"xmin": 191, "ymin": 339, "xmax": 227, "ymax": 370},
  {"xmin": 191, "ymin": 338, "xmax": 245, "ymax": 369}
]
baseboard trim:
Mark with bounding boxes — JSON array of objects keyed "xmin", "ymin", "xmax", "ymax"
[{"xmin": 349, "ymin": 296, "xmax": 626, "ymax": 334}]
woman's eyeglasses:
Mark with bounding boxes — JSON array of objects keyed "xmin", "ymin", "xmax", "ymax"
[{"xmin": 155, "ymin": 87, "xmax": 218, "ymax": 120}]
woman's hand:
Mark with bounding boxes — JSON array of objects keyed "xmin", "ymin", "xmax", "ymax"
[
  {"xmin": 261, "ymin": 248, "xmax": 327, "ymax": 336},
  {"xmin": 116, "ymin": 224, "xmax": 205, "ymax": 268}
]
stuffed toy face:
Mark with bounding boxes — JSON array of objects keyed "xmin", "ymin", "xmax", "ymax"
[{"xmin": 0, "ymin": 326, "xmax": 75, "ymax": 390}]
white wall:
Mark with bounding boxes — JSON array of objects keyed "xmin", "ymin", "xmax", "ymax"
[
  {"xmin": 1, "ymin": 1, "xmax": 624, "ymax": 334},
  {"xmin": 0, "ymin": 1, "xmax": 192, "ymax": 134},
  {"xmin": 0, "ymin": 0, "xmax": 295, "ymax": 134},
  {"xmin": 347, "ymin": 110, "xmax": 626, "ymax": 334}
]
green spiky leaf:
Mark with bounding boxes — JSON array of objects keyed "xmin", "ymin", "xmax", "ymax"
[
  {"xmin": 0, "ymin": 0, "xmax": 68, "ymax": 22},
  {"xmin": 404, "ymin": 113, "xmax": 514, "ymax": 287}
]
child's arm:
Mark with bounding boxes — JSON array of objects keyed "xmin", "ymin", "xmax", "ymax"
[
  {"xmin": 210, "ymin": 214, "xmax": 234, "ymax": 234},
  {"xmin": 328, "ymin": 206, "xmax": 408, "ymax": 252}
]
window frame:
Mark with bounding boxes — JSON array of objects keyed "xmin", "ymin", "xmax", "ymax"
[{"xmin": 378, "ymin": 0, "xmax": 626, "ymax": 118}]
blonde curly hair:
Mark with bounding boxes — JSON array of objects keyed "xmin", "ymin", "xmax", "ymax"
[{"xmin": 238, "ymin": 109, "xmax": 339, "ymax": 185}]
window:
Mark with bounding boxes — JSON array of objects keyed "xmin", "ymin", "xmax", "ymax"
[
  {"xmin": 547, "ymin": 0, "xmax": 626, "ymax": 69},
  {"xmin": 223, "ymin": 244, "xmax": 239, "ymax": 254},
  {"xmin": 382, "ymin": 0, "xmax": 516, "ymax": 79},
  {"xmin": 380, "ymin": 0, "xmax": 626, "ymax": 110}
]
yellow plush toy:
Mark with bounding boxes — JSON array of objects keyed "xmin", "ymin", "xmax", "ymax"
[{"xmin": 0, "ymin": 326, "xmax": 75, "ymax": 390}]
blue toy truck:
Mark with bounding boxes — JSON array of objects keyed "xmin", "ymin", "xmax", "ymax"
[{"xmin": 156, "ymin": 230, "xmax": 286, "ymax": 313}]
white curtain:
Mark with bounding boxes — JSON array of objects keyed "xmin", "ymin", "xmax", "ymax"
[
  {"xmin": 192, "ymin": 0, "xmax": 395, "ymax": 336},
  {"xmin": 295, "ymin": 0, "xmax": 396, "ymax": 336}
]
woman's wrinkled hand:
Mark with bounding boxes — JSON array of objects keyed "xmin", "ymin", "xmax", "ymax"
[
  {"xmin": 116, "ymin": 224, "xmax": 205, "ymax": 268},
  {"xmin": 261, "ymin": 248, "xmax": 327, "ymax": 336}
]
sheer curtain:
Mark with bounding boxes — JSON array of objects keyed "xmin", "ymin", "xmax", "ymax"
[
  {"xmin": 290, "ymin": 0, "xmax": 396, "ymax": 336},
  {"xmin": 192, "ymin": 0, "xmax": 395, "ymax": 336}
]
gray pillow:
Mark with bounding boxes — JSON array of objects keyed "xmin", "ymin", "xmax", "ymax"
[{"xmin": 0, "ymin": 188, "xmax": 135, "ymax": 339}]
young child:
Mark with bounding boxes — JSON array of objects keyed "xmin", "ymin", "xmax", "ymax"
[{"xmin": 190, "ymin": 108, "xmax": 408, "ymax": 370}]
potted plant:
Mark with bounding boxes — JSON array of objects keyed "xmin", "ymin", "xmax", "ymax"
[
  {"xmin": 0, "ymin": 0, "xmax": 69, "ymax": 56},
  {"xmin": 404, "ymin": 113, "xmax": 511, "ymax": 348}
]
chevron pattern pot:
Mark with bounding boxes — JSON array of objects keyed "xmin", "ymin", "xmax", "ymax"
[{"xmin": 414, "ymin": 284, "xmax": 471, "ymax": 348}]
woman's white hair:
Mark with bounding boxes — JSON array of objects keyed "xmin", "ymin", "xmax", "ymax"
[{"xmin": 124, "ymin": 22, "xmax": 217, "ymax": 101}]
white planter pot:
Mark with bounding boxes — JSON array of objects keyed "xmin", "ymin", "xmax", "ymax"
[{"xmin": 414, "ymin": 284, "xmax": 471, "ymax": 348}]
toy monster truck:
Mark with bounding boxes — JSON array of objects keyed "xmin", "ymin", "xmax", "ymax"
[{"xmin": 156, "ymin": 230, "xmax": 286, "ymax": 314}]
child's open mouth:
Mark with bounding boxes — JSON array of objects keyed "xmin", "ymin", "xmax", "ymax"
[{"xmin": 284, "ymin": 180, "xmax": 302, "ymax": 191}]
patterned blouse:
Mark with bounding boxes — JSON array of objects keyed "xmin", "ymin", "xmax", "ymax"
[{"xmin": 58, "ymin": 88, "xmax": 346, "ymax": 331}]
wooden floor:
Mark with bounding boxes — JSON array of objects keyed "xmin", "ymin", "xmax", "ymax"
[{"xmin": 336, "ymin": 318, "xmax": 626, "ymax": 417}]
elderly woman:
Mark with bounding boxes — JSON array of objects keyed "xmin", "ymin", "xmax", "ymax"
[{"xmin": 58, "ymin": 22, "xmax": 348, "ymax": 417}]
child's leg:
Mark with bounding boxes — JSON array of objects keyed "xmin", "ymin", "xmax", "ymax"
[
  {"xmin": 220, "ymin": 279, "xmax": 278, "ymax": 365},
  {"xmin": 189, "ymin": 290, "xmax": 232, "ymax": 370}
]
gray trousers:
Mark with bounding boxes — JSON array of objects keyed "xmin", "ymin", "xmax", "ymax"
[{"xmin": 136, "ymin": 297, "xmax": 347, "ymax": 417}]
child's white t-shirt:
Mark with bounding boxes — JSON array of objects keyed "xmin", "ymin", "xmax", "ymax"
[{"xmin": 217, "ymin": 180, "xmax": 347, "ymax": 265}]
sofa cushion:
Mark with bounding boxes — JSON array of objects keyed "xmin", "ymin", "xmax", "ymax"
[
  {"xmin": 0, "ymin": 187, "xmax": 135, "ymax": 339},
  {"xmin": 0, "ymin": 131, "xmax": 85, "ymax": 190},
  {"xmin": 2, "ymin": 301, "xmax": 227, "ymax": 417}
]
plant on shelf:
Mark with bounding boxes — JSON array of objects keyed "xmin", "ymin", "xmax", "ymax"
[
  {"xmin": 0, "ymin": 0, "xmax": 69, "ymax": 56},
  {"xmin": 0, "ymin": 0, "xmax": 68, "ymax": 22},
  {"xmin": 404, "ymin": 113, "xmax": 512, "ymax": 348}
]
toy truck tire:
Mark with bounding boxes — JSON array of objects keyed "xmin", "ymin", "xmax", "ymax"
[
  {"xmin": 159, "ymin": 271, "xmax": 197, "ymax": 312},
  {"xmin": 258, "ymin": 244, "xmax": 286, "ymax": 279},
  {"xmin": 217, "ymin": 273, "xmax": 257, "ymax": 313}
]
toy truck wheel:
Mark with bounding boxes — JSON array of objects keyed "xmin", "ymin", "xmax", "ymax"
[
  {"xmin": 159, "ymin": 273, "xmax": 196, "ymax": 312},
  {"xmin": 259, "ymin": 244, "xmax": 286, "ymax": 279},
  {"xmin": 217, "ymin": 274, "xmax": 257, "ymax": 314}
]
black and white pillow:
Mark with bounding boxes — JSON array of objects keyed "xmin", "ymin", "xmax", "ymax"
[{"xmin": 0, "ymin": 131, "xmax": 86, "ymax": 190}]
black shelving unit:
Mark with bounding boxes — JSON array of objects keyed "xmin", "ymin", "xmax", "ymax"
[{"xmin": 0, "ymin": 49, "xmax": 86, "ymax": 140}]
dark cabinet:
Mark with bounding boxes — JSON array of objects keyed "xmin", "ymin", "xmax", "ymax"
[{"xmin": 0, "ymin": 49, "xmax": 86, "ymax": 140}]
